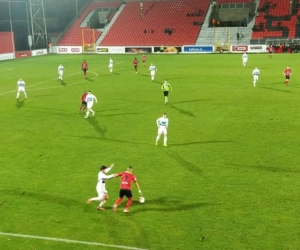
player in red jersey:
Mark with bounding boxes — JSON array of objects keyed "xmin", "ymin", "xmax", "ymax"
[
  {"xmin": 133, "ymin": 57, "xmax": 139, "ymax": 74},
  {"xmin": 283, "ymin": 67, "xmax": 292, "ymax": 85},
  {"xmin": 78, "ymin": 91, "xmax": 87, "ymax": 113},
  {"xmin": 81, "ymin": 60, "xmax": 88, "ymax": 78},
  {"xmin": 113, "ymin": 166, "xmax": 142, "ymax": 213},
  {"xmin": 268, "ymin": 45, "xmax": 274, "ymax": 58},
  {"xmin": 142, "ymin": 54, "xmax": 146, "ymax": 67}
]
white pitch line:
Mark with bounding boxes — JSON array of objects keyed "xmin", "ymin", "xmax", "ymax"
[
  {"xmin": 0, "ymin": 232, "xmax": 148, "ymax": 250},
  {"xmin": 0, "ymin": 68, "xmax": 14, "ymax": 72},
  {"xmin": 0, "ymin": 61, "xmax": 124, "ymax": 96}
]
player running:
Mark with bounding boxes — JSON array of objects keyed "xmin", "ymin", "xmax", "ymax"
[
  {"xmin": 283, "ymin": 66, "xmax": 292, "ymax": 86},
  {"xmin": 87, "ymin": 164, "xmax": 116, "ymax": 211},
  {"xmin": 108, "ymin": 58, "xmax": 113, "ymax": 73},
  {"xmin": 242, "ymin": 52, "xmax": 248, "ymax": 67},
  {"xmin": 79, "ymin": 91, "xmax": 87, "ymax": 113},
  {"xmin": 113, "ymin": 166, "xmax": 142, "ymax": 213},
  {"xmin": 155, "ymin": 113, "xmax": 169, "ymax": 147},
  {"xmin": 57, "ymin": 64, "xmax": 64, "ymax": 81},
  {"xmin": 84, "ymin": 91, "xmax": 97, "ymax": 118},
  {"xmin": 162, "ymin": 80, "xmax": 172, "ymax": 104},
  {"xmin": 252, "ymin": 67, "xmax": 260, "ymax": 87},
  {"xmin": 133, "ymin": 57, "xmax": 139, "ymax": 74},
  {"xmin": 16, "ymin": 79, "xmax": 27, "ymax": 99},
  {"xmin": 268, "ymin": 45, "xmax": 274, "ymax": 58},
  {"xmin": 81, "ymin": 60, "xmax": 88, "ymax": 78},
  {"xmin": 142, "ymin": 54, "xmax": 146, "ymax": 67},
  {"xmin": 149, "ymin": 63, "xmax": 157, "ymax": 81}
]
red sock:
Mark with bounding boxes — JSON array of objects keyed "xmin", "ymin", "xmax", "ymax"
[
  {"xmin": 115, "ymin": 198, "xmax": 123, "ymax": 206},
  {"xmin": 125, "ymin": 197, "xmax": 133, "ymax": 209}
]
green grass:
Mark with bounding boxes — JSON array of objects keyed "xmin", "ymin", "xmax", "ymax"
[{"xmin": 0, "ymin": 53, "xmax": 300, "ymax": 250}]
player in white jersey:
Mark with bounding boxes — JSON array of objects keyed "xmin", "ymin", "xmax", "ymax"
[
  {"xmin": 57, "ymin": 64, "xmax": 64, "ymax": 81},
  {"xmin": 16, "ymin": 79, "xmax": 27, "ymax": 99},
  {"xmin": 84, "ymin": 91, "xmax": 98, "ymax": 118},
  {"xmin": 155, "ymin": 113, "xmax": 169, "ymax": 147},
  {"xmin": 252, "ymin": 67, "xmax": 260, "ymax": 87},
  {"xmin": 87, "ymin": 164, "xmax": 116, "ymax": 210},
  {"xmin": 242, "ymin": 52, "xmax": 248, "ymax": 67},
  {"xmin": 149, "ymin": 63, "xmax": 157, "ymax": 81},
  {"xmin": 108, "ymin": 58, "xmax": 113, "ymax": 73}
]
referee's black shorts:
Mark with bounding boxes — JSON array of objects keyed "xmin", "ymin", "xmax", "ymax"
[{"xmin": 163, "ymin": 91, "xmax": 169, "ymax": 97}]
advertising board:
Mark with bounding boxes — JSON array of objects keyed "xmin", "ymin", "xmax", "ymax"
[
  {"xmin": 31, "ymin": 49, "xmax": 48, "ymax": 56},
  {"xmin": 57, "ymin": 46, "xmax": 82, "ymax": 54},
  {"xmin": 15, "ymin": 51, "xmax": 31, "ymax": 58},
  {"xmin": 0, "ymin": 53, "xmax": 15, "ymax": 61},
  {"xmin": 183, "ymin": 45, "xmax": 214, "ymax": 53},
  {"xmin": 153, "ymin": 46, "xmax": 182, "ymax": 53},
  {"xmin": 96, "ymin": 47, "xmax": 125, "ymax": 54},
  {"xmin": 231, "ymin": 45, "xmax": 248, "ymax": 53}
]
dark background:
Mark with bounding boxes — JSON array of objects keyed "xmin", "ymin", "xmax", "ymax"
[{"xmin": 0, "ymin": 0, "xmax": 91, "ymax": 50}]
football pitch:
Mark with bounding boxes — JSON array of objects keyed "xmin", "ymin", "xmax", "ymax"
[{"xmin": 0, "ymin": 53, "xmax": 300, "ymax": 250}]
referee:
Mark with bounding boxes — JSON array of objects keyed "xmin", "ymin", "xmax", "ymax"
[{"xmin": 161, "ymin": 79, "xmax": 172, "ymax": 104}]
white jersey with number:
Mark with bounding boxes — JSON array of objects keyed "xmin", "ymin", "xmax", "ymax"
[
  {"xmin": 96, "ymin": 167, "xmax": 114, "ymax": 196},
  {"xmin": 252, "ymin": 68, "xmax": 260, "ymax": 81},
  {"xmin": 108, "ymin": 59, "xmax": 113, "ymax": 68},
  {"xmin": 156, "ymin": 117, "xmax": 168, "ymax": 135},
  {"xmin": 85, "ymin": 93, "xmax": 97, "ymax": 108},
  {"xmin": 17, "ymin": 80, "xmax": 26, "ymax": 92},
  {"xmin": 242, "ymin": 53, "xmax": 248, "ymax": 62},
  {"xmin": 58, "ymin": 65, "xmax": 64, "ymax": 76},
  {"xmin": 149, "ymin": 65, "xmax": 157, "ymax": 75}
]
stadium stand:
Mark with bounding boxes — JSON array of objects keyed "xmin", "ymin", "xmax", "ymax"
[
  {"xmin": 100, "ymin": 0, "xmax": 211, "ymax": 46},
  {"xmin": 216, "ymin": 0, "xmax": 253, "ymax": 4},
  {"xmin": 59, "ymin": 2, "xmax": 121, "ymax": 46},
  {"xmin": 251, "ymin": 0, "xmax": 298, "ymax": 39}
]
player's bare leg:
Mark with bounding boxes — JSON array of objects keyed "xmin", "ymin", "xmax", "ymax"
[
  {"xmin": 163, "ymin": 135, "xmax": 167, "ymax": 147},
  {"xmin": 155, "ymin": 134, "xmax": 160, "ymax": 145},
  {"xmin": 113, "ymin": 198, "xmax": 123, "ymax": 212},
  {"xmin": 124, "ymin": 197, "xmax": 133, "ymax": 213},
  {"xmin": 85, "ymin": 108, "xmax": 90, "ymax": 118}
]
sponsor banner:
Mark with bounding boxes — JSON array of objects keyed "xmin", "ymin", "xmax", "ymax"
[
  {"xmin": 153, "ymin": 46, "xmax": 182, "ymax": 53},
  {"xmin": 231, "ymin": 45, "xmax": 248, "ymax": 53},
  {"xmin": 0, "ymin": 53, "xmax": 15, "ymax": 61},
  {"xmin": 96, "ymin": 47, "xmax": 125, "ymax": 54},
  {"xmin": 248, "ymin": 45, "xmax": 267, "ymax": 53},
  {"xmin": 31, "ymin": 49, "xmax": 48, "ymax": 56},
  {"xmin": 15, "ymin": 51, "xmax": 31, "ymax": 58},
  {"xmin": 183, "ymin": 45, "xmax": 214, "ymax": 53},
  {"xmin": 125, "ymin": 47, "xmax": 152, "ymax": 53},
  {"xmin": 57, "ymin": 46, "xmax": 82, "ymax": 54}
]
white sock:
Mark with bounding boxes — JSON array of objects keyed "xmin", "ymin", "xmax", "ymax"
[
  {"xmin": 99, "ymin": 200, "xmax": 106, "ymax": 207},
  {"xmin": 90, "ymin": 109, "xmax": 95, "ymax": 115},
  {"xmin": 253, "ymin": 81, "xmax": 256, "ymax": 87},
  {"xmin": 86, "ymin": 111, "xmax": 90, "ymax": 117},
  {"xmin": 164, "ymin": 136, "xmax": 167, "ymax": 145},
  {"xmin": 24, "ymin": 92, "xmax": 27, "ymax": 97},
  {"xmin": 16, "ymin": 92, "xmax": 20, "ymax": 98},
  {"xmin": 165, "ymin": 97, "xmax": 168, "ymax": 103}
]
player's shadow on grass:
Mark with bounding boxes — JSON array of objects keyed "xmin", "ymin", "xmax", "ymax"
[
  {"xmin": 169, "ymin": 140, "xmax": 231, "ymax": 147},
  {"xmin": 259, "ymin": 86, "xmax": 294, "ymax": 93},
  {"xmin": 233, "ymin": 164, "xmax": 300, "ymax": 174},
  {"xmin": 101, "ymin": 112, "xmax": 140, "ymax": 117},
  {"xmin": 172, "ymin": 99, "xmax": 211, "ymax": 104},
  {"xmin": 1, "ymin": 189, "xmax": 80, "ymax": 209},
  {"xmin": 168, "ymin": 103, "xmax": 196, "ymax": 117},
  {"xmin": 85, "ymin": 77, "xmax": 93, "ymax": 82},
  {"xmin": 160, "ymin": 148, "xmax": 204, "ymax": 176},
  {"xmin": 60, "ymin": 80, "xmax": 67, "ymax": 86},
  {"xmin": 128, "ymin": 197, "xmax": 217, "ymax": 215},
  {"xmin": 85, "ymin": 117, "xmax": 107, "ymax": 138},
  {"xmin": 15, "ymin": 98, "xmax": 26, "ymax": 109},
  {"xmin": 112, "ymin": 72, "xmax": 120, "ymax": 75}
]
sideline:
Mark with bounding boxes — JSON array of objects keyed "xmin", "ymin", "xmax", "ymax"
[{"xmin": 0, "ymin": 232, "xmax": 148, "ymax": 250}]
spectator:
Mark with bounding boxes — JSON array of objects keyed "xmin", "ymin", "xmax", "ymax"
[
  {"xmin": 144, "ymin": 29, "xmax": 147, "ymax": 34},
  {"xmin": 237, "ymin": 32, "xmax": 240, "ymax": 41}
]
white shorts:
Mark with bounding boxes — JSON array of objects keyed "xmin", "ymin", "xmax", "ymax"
[
  {"xmin": 158, "ymin": 126, "xmax": 167, "ymax": 135},
  {"xmin": 150, "ymin": 71, "xmax": 156, "ymax": 76},
  {"xmin": 59, "ymin": 71, "xmax": 63, "ymax": 76},
  {"xmin": 243, "ymin": 59, "xmax": 247, "ymax": 63},
  {"xmin": 109, "ymin": 64, "xmax": 113, "ymax": 68},
  {"xmin": 253, "ymin": 75, "xmax": 259, "ymax": 81},
  {"xmin": 96, "ymin": 189, "xmax": 108, "ymax": 200},
  {"xmin": 87, "ymin": 102, "xmax": 93, "ymax": 109},
  {"xmin": 18, "ymin": 87, "xmax": 25, "ymax": 92}
]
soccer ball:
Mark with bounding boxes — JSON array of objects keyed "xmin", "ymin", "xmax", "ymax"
[{"xmin": 138, "ymin": 197, "xmax": 145, "ymax": 204}]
